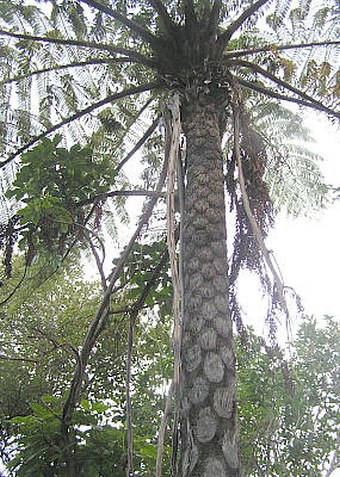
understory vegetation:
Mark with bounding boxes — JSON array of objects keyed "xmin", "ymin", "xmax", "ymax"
[{"xmin": 1, "ymin": 263, "xmax": 339, "ymax": 476}]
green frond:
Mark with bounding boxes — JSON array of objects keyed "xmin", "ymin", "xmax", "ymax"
[
  {"xmin": 265, "ymin": 137, "xmax": 328, "ymax": 216},
  {"xmin": 253, "ymin": 101, "xmax": 316, "ymax": 141},
  {"xmin": 266, "ymin": 0, "xmax": 293, "ymax": 31},
  {"xmin": 234, "ymin": 98, "xmax": 330, "ymax": 217},
  {"xmin": 0, "ymin": 164, "xmax": 18, "ymax": 224}
]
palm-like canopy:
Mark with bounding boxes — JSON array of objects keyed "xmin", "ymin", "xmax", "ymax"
[
  {"xmin": 0, "ymin": 0, "xmax": 338, "ymax": 161},
  {"xmin": 0, "ymin": 0, "xmax": 338, "ymax": 280}
]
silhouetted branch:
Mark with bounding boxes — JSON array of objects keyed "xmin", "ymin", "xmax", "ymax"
[
  {"xmin": 0, "ymin": 29, "xmax": 154, "ymax": 67},
  {"xmin": 0, "ymin": 83, "xmax": 160, "ymax": 169},
  {"xmin": 80, "ymin": 229, "xmax": 107, "ymax": 292},
  {"xmin": 126, "ymin": 313, "xmax": 134, "ymax": 476},
  {"xmin": 236, "ymin": 77, "xmax": 340, "ymax": 119},
  {"xmin": 0, "ymin": 266, "xmax": 27, "ymax": 306},
  {"xmin": 148, "ymin": 0, "xmax": 177, "ymax": 38},
  {"xmin": 0, "ymin": 58, "xmax": 126, "ymax": 86},
  {"xmin": 0, "ymin": 353, "xmax": 37, "ymax": 363},
  {"xmin": 79, "ymin": 190, "xmax": 165, "ymax": 207},
  {"xmin": 115, "ymin": 117, "xmax": 160, "ymax": 172},
  {"xmin": 79, "ymin": 0, "xmax": 157, "ymax": 45},
  {"xmin": 125, "ymin": 242, "xmax": 171, "ymax": 476},
  {"xmin": 208, "ymin": 0, "xmax": 223, "ymax": 34},
  {"xmin": 184, "ymin": 0, "xmax": 198, "ymax": 29},
  {"xmin": 229, "ymin": 59, "xmax": 339, "ymax": 117},
  {"xmin": 155, "ymin": 381, "xmax": 174, "ymax": 477},
  {"xmin": 220, "ymin": 0, "xmax": 272, "ymax": 43},
  {"xmin": 225, "ymin": 40, "xmax": 340, "ymax": 58}
]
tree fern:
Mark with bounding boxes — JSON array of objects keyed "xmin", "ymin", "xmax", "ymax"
[{"xmin": 0, "ymin": 1, "xmax": 339, "ymax": 474}]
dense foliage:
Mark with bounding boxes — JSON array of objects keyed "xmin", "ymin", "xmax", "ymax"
[{"xmin": 1, "ymin": 265, "xmax": 339, "ymax": 475}]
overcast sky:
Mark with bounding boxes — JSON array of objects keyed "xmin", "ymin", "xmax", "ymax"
[{"xmin": 269, "ymin": 113, "xmax": 340, "ymax": 318}]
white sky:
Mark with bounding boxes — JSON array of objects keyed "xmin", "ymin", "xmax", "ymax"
[{"xmin": 269, "ymin": 113, "xmax": 340, "ymax": 319}]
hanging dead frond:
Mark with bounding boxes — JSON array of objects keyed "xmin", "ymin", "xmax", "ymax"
[
  {"xmin": 227, "ymin": 87, "xmax": 297, "ymax": 342},
  {"xmin": 163, "ymin": 93, "xmax": 182, "ymax": 476}
]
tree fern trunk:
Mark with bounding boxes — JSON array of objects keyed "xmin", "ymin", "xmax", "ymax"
[{"xmin": 179, "ymin": 95, "xmax": 239, "ymax": 477}]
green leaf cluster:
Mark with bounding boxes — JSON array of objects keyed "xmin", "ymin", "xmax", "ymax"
[
  {"xmin": 115, "ymin": 238, "xmax": 173, "ymax": 317},
  {"xmin": 5, "ymin": 135, "xmax": 117, "ymax": 259},
  {"xmin": 8, "ymin": 395, "xmax": 126, "ymax": 476}
]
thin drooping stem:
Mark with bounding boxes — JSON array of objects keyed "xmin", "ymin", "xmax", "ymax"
[
  {"xmin": 88, "ymin": 237, "xmax": 107, "ymax": 292},
  {"xmin": 236, "ymin": 77, "xmax": 340, "ymax": 119},
  {"xmin": 0, "ymin": 83, "xmax": 159, "ymax": 168},
  {"xmin": 225, "ymin": 40, "xmax": 340, "ymax": 58},
  {"xmin": 126, "ymin": 315, "xmax": 134, "ymax": 477},
  {"xmin": 115, "ymin": 117, "xmax": 160, "ymax": 173},
  {"xmin": 155, "ymin": 381, "xmax": 174, "ymax": 477},
  {"xmin": 229, "ymin": 59, "xmax": 339, "ymax": 118},
  {"xmin": 0, "ymin": 353, "xmax": 37, "ymax": 363},
  {"xmin": 79, "ymin": 189, "xmax": 165, "ymax": 207},
  {"xmin": 220, "ymin": 0, "xmax": 272, "ymax": 43},
  {"xmin": 0, "ymin": 266, "xmax": 27, "ymax": 306},
  {"xmin": 125, "ymin": 246, "xmax": 171, "ymax": 476}
]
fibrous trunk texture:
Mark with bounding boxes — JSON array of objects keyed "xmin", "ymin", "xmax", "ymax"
[{"xmin": 179, "ymin": 96, "xmax": 239, "ymax": 477}]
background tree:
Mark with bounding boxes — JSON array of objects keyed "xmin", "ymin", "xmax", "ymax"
[{"xmin": 0, "ymin": 1, "xmax": 339, "ymax": 476}]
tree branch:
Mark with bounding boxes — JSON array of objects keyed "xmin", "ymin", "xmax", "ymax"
[
  {"xmin": 156, "ymin": 381, "xmax": 174, "ymax": 477},
  {"xmin": 115, "ymin": 117, "xmax": 160, "ymax": 173},
  {"xmin": 0, "ymin": 29, "xmax": 155, "ymax": 67},
  {"xmin": 229, "ymin": 59, "xmax": 339, "ymax": 118},
  {"xmin": 125, "ymin": 242, "xmax": 171, "ymax": 476},
  {"xmin": 82, "ymin": 230, "xmax": 107, "ymax": 292},
  {"xmin": 0, "ymin": 353, "xmax": 37, "ymax": 363},
  {"xmin": 208, "ymin": 0, "xmax": 223, "ymax": 35},
  {"xmin": 225, "ymin": 40, "xmax": 340, "ymax": 58},
  {"xmin": 0, "ymin": 58, "xmax": 125, "ymax": 86},
  {"xmin": 148, "ymin": 0, "xmax": 177, "ymax": 38},
  {"xmin": 0, "ymin": 83, "xmax": 160, "ymax": 169},
  {"xmin": 0, "ymin": 265, "xmax": 27, "ymax": 306},
  {"xmin": 236, "ymin": 77, "xmax": 340, "ymax": 119},
  {"xmin": 79, "ymin": 0, "xmax": 157, "ymax": 45},
  {"xmin": 220, "ymin": 0, "xmax": 272, "ymax": 44},
  {"xmin": 126, "ymin": 313, "xmax": 134, "ymax": 477},
  {"xmin": 183, "ymin": 0, "xmax": 198, "ymax": 30},
  {"xmin": 79, "ymin": 190, "xmax": 166, "ymax": 207}
]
